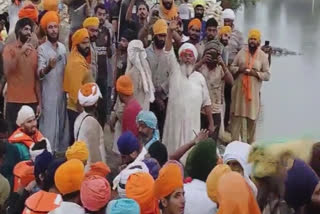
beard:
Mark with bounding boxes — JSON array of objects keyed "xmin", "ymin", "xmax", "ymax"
[
  {"xmin": 77, "ymin": 45, "xmax": 90, "ymax": 57},
  {"xmin": 249, "ymin": 43, "xmax": 258, "ymax": 53},
  {"xmin": 19, "ymin": 32, "xmax": 31, "ymax": 44},
  {"xmin": 220, "ymin": 38, "xmax": 228, "ymax": 46},
  {"xmin": 154, "ymin": 36, "xmax": 165, "ymax": 49},
  {"xmin": 180, "ymin": 63, "xmax": 194, "ymax": 77},
  {"xmin": 47, "ymin": 33, "xmax": 59, "ymax": 43},
  {"xmin": 90, "ymin": 36, "xmax": 97, "ymax": 43},
  {"xmin": 138, "ymin": 133, "xmax": 151, "ymax": 146},
  {"xmin": 163, "ymin": 1, "xmax": 172, "ymax": 10},
  {"xmin": 195, "ymin": 13, "xmax": 204, "ymax": 20}
]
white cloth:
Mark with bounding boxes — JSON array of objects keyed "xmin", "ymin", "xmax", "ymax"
[
  {"xmin": 223, "ymin": 141, "xmax": 258, "ymax": 197},
  {"xmin": 78, "ymin": 83, "xmax": 102, "ymax": 107},
  {"xmin": 16, "ymin": 105, "xmax": 35, "ymax": 126},
  {"xmin": 48, "ymin": 202, "xmax": 85, "ymax": 214},
  {"xmin": 8, "ymin": 4, "xmax": 22, "ymax": 35},
  {"xmin": 178, "ymin": 3, "xmax": 191, "ymax": 20},
  {"xmin": 178, "ymin": 43, "xmax": 199, "ymax": 60},
  {"xmin": 29, "ymin": 139, "xmax": 52, "ymax": 162},
  {"xmin": 222, "ymin": 8, "xmax": 235, "ymax": 20},
  {"xmin": 126, "ymin": 40, "xmax": 155, "ymax": 110},
  {"xmin": 184, "ymin": 179, "xmax": 217, "ymax": 214},
  {"xmin": 162, "ymin": 51, "xmax": 211, "ymax": 155}
]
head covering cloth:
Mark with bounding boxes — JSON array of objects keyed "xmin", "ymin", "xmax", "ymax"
[
  {"xmin": 136, "ymin": 110, "xmax": 159, "ymax": 149},
  {"xmin": 78, "ymin": 83, "xmax": 102, "ymax": 107},
  {"xmin": 152, "ymin": 19, "xmax": 168, "ymax": 35},
  {"xmin": 106, "ymin": 198, "xmax": 140, "ymax": 214},
  {"xmin": 65, "ymin": 141, "xmax": 89, "ymax": 162},
  {"xmin": 248, "ymin": 28, "xmax": 261, "ymax": 41},
  {"xmin": 117, "ymin": 131, "xmax": 140, "ymax": 156},
  {"xmin": 116, "ymin": 75, "xmax": 134, "ymax": 96},
  {"xmin": 222, "ymin": 8, "xmax": 235, "ymax": 20},
  {"xmin": 43, "ymin": 0, "xmax": 58, "ymax": 11},
  {"xmin": 160, "ymin": 0, "xmax": 178, "ymax": 20},
  {"xmin": 85, "ymin": 162, "xmax": 111, "ymax": 178},
  {"xmin": 188, "ymin": 18, "xmax": 201, "ymax": 30},
  {"xmin": 219, "ymin": 26, "xmax": 232, "ymax": 37},
  {"xmin": 178, "ymin": 43, "xmax": 198, "ymax": 60},
  {"xmin": 18, "ymin": 4, "xmax": 39, "ymax": 23},
  {"xmin": 83, "ymin": 17, "xmax": 99, "ymax": 28},
  {"xmin": 71, "ymin": 28, "xmax": 89, "ymax": 49},
  {"xmin": 16, "ymin": 105, "xmax": 35, "ymax": 126},
  {"xmin": 40, "ymin": 11, "xmax": 59, "ymax": 31},
  {"xmin": 204, "ymin": 40, "xmax": 223, "ymax": 55}
]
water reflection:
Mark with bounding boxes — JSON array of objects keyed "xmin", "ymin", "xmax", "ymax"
[{"xmin": 234, "ymin": 0, "xmax": 320, "ymax": 141}]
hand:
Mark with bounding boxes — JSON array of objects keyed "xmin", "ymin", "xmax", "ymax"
[
  {"xmin": 168, "ymin": 19, "xmax": 178, "ymax": 32},
  {"xmin": 194, "ymin": 129, "xmax": 209, "ymax": 144},
  {"xmin": 208, "ymin": 123, "xmax": 216, "ymax": 135},
  {"xmin": 21, "ymin": 42, "xmax": 33, "ymax": 56},
  {"xmin": 218, "ymin": 56, "xmax": 225, "ymax": 66},
  {"xmin": 36, "ymin": 104, "xmax": 42, "ymax": 118},
  {"xmin": 48, "ymin": 57, "xmax": 57, "ymax": 70},
  {"xmin": 108, "ymin": 117, "xmax": 116, "ymax": 133}
]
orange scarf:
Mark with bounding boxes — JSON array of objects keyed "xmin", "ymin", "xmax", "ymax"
[
  {"xmin": 160, "ymin": 0, "xmax": 178, "ymax": 20},
  {"xmin": 242, "ymin": 49, "xmax": 258, "ymax": 102}
]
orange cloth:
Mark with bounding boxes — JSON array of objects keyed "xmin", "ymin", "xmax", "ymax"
[
  {"xmin": 54, "ymin": 159, "xmax": 85, "ymax": 195},
  {"xmin": 40, "ymin": 11, "xmax": 59, "ymax": 31},
  {"xmin": 18, "ymin": 4, "xmax": 39, "ymax": 23},
  {"xmin": 206, "ymin": 164, "xmax": 232, "ymax": 203},
  {"xmin": 126, "ymin": 172, "xmax": 159, "ymax": 214},
  {"xmin": 160, "ymin": 0, "xmax": 178, "ymax": 20},
  {"xmin": 242, "ymin": 48, "xmax": 258, "ymax": 103},
  {"xmin": 43, "ymin": 0, "xmax": 58, "ymax": 11},
  {"xmin": 23, "ymin": 190, "xmax": 62, "ymax": 214},
  {"xmin": 83, "ymin": 17, "xmax": 99, "ymax": 28},
  {"xmin": 248, "ymin": 29, "xmax": 261, "ymax": 42},
  {"xmin": 116, "ymin": 75, "xmax": 134, "ymax": 96},
  {"xmin": 188, "ymin": 18, "xmax": 201, "ymax": 30},
  {"xmin": 154, "ymin": 163, "xmax": 183, "ymax": 199},
  {"xmin": 13, "ymin": 160, "xmax": 35, "ymax": 192},
  {"xmin": 71, "ymin": 28, "xmax": 89, "ymax": 49},
  {"xmin": 65, "ymin": 141, "xmax": 89, "ymax": 162},
  {"xmin": 152, "ymin": 19, "xmax": 168, "ymax": 35},
  {"xmin": 85, "ymin": 162, "xmax": 111, "ymax": 178},
  {"xmin": 8, "ymin": 128, "xmax": 43, "ymax": 148},
  {"xmin": 219, "ymin": 26, "xmax": 232, "ymax": 36},
  {"xmin": 216, "ymin": 172, "xmax": 261, "ymax": 214}
]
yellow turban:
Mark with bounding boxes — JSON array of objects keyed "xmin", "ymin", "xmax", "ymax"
[
  {"xmin": 54, "ymin": 159, "xmax": 85, "ymax": 195},
  {"xmin": 43, "ymin": 0, "xmax": 58, "ymax": 11},
  {"xmin": 248, "ymin": 29, "xmax": 261, "ymax": 41},
  {"xmin": 66, "ymin": 141, "xmax": 89, "ymax": 162},
  {"xmin": 83, "ymin": 17, "xmax": 99, "ymax": 28},
  {"xmin": 219, "ymin": 26, "xmax": 232, "ymax": 36},
  {"xmin": 152, "ymin": 19, "xmax": 168, "ymax": 35},
  {"xmin": 72, "ymin": 28, "xmax": 89, "ymax": 48},
  {"xmin": 40, "ymin": 11, "xmax": 59, "ymax": 31},
  {"xmin": 206, "ymin": 164, "xmax": 232, "ymax": 203},
  {"xmin": 188, "ymin": 18, "xmax": 202, "ymax": 30},
  {"xmin": 192, "ymin": 0, "xmax": 205, "ymax": 8},
  {"xmin": 116, "ymin": 75, "xmax": 134, "ymax": 96}
]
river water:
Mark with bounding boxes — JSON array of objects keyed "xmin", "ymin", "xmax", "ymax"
[{"xmin": 233, "ymin": 0, "xmax": 320, "ymax": 141}]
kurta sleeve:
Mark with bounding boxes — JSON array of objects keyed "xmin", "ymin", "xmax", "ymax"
[
  {"xmin": 230, "ymin": 51, "xmax": 241, "ymax": 74},
  {"xmin": 256, "ymin": 52, "xmax": 271, "ymax": 81},
  {"xmin": 200, "ymin": 73, "xmax": 211, "ymax": 107}
]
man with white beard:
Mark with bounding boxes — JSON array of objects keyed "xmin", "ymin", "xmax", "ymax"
[{"xmin": 162, "ymin": 21, "xmax": 214, "ymax": 157}]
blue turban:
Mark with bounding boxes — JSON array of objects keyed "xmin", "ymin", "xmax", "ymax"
[
  {"xmin": 106, "ymin": 198, "xmax": 140, "ymax": 214},
  {"xmin": 34, "ymin": 150, "xmax": 53, "ymax": 178},
  {"xmin": 136, "ymin": 111, "xmax": 160, "ymax": 149},
  {"xmin": 117, "ymin": 131, "xmax": 140, "ymax": 155},
  {"xmin": 142, "ymin": 158, "xmax": 160, "ymax": 179},
  {"xmin": 43, "ymin": 158, "xmax": 66, "ymax": 190}
]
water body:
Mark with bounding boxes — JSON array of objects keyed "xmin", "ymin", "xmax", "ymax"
[{"xmin": 234, "ymin": 0, "xmax": 320, "ymax": 141}]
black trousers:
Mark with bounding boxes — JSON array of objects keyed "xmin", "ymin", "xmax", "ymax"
[
  {"xmin": 200, "ymin": 113, "xmax": 221, "ymax": 141},
  {"xmin": 6, "ymin": 102, "xmax": 37, "ymax": 135},
  {"xmin": 224, "ymin": 84, "xmax": 232, "ymax": 128},
  {"xmin": 96, "ymin": 79, "xmax": 109, "ymax": 128},
  {"xmin": 67, "ymin": 109, "xmax": 79, "ymax": 145},
  {"xmin": 150, "ymin": 98, "xmax": 168, "ymax": 138}
]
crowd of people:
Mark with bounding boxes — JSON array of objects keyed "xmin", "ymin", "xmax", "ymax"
[{"xmin": 0, "ymin": 0, "xmax": 318, "ymax": 213}]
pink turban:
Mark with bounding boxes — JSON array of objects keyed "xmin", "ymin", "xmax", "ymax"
[{"xmin": 80, "ymin": 175, "xmax": 111, "ymax": 211}]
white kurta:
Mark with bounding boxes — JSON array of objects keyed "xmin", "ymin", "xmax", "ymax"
[{"xmin": 162, "ymin": 53, "xmax": 211, "ymax": 155}]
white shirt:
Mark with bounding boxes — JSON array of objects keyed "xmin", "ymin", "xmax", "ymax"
[
  {"xmin": 184, "ymin": 179, "xmax": 217, "ymax": 214},
  {"xmin": 49, "ymin": 202, "xmax": 85, "ymax": 214}
]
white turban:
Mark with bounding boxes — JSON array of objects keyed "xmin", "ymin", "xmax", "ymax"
[
  {"xmin": 222, "ymin": 8, "xmax": 235, "ymax": 20},
  {"xmin": 16, "ymin": 105, "xmax": 35, "ymax": 126},
  {"xmin": 78, "ymin": 83, "xmax": 102, "ymax": 107},
  {"xmin": 178, "ymin": 43, "xmax": 198, "ymax": 60}
]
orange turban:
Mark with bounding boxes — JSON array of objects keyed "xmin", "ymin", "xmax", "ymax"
[
  {"xmin": 72, "ymin": 28, "xmax": 89, "ymax": 49},
  {"xmin": 18, "ymin": 4, "xmax": 39, "ymax": 23},
  {"xmin": 152, "ymin": 19, "xmax": 168, "ymax": 35},
  {"xmin": 83, "ymin": 17, "xmax": 99, "ymax": 28},
  {"xmin": 248, "ymin": 29, "xmax": 261, "ymax": 41},
  {"xmin": 217, "ymin": 172, "xmax": 261, "ymax": 214},
  {"xmin": 65, "ymin": 141, "xmax": 89, "ymax": 162},
  {"xmin": 206, "ymin": 164, "xmax": 232, "ymax": 203},
  {"xmin": 13, "ymin": 160, "xmax": 35, "ymax": 192},
  {"xmin": 154, "ymin": 163, "xmax": 183, "ymax": 199},
  {"xmin": 188, "ymin": 18, "xmax": 201, "ymax": 30},
  {"xmin": 85, "ymin": 162, "xmax": 111, "ymax": 178},
  {"xmin": 40, "ymin": 11, "xmax": 59, "ymax": 31},
  {"xmin": 126, "ymin": 172, "xmax": 158, "ymax": 214},
  {"xmin": 54, "ymin": 159, "xmax": 85, "ymax": 195},
  {"xmin": 219, "ymin": 26, "xmax": 232, "ymax": 36},
  {"xmin": 116, "ymin": 75, "xmax": 134, "ymax": 96},
  {"xmin": 43, "ymin": 0, "xmax": 58, "ymax": 11}
]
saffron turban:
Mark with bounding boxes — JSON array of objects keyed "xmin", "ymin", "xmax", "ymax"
[
  {"xmin": 65, "ymin": 141, "xmax": 89, "ymax": 162},
  {"xmin": 54, "ymin": 159, "xmax": 85, "ymax": 195},
  {"xmin": 219, "ymin": 26, "xmax": 232, "ymax": 36},
  {"xmin": 43, "ymin": 0, "xmax": 58, "ymax": 11},
  {"xmin": 34, "ymin": 150, "xmax": 53, "ymax": 178},
  {"xmin": 106, "ymin": 199, "xmax": 140, "ymax": 214},
  {"xmin": 152, "ymin": 19, "xmax": 168, "ymax": 35},
  {"xmin": 126, "ymin": 172, "xmax": 157, "ymax": 214},
  {"xmin": 85, "ymin": 162, "xmax": 111, "ymax": 178},
  {"xmin": 188, "ymin": 18, "xmax": 201, "ymax": 30},
  {"xmin": 248, "ymin": 29, "xmax": 261, "ymax": 41},
  {"xmin": 117, "ymin": 131, "xmax": 140, "ymax": 155},
  {"xmin": 154, "ymin": 163, "xmax": 183, "ymax": 199},
  {"xmin": 83, "ymin": 17, "xmax": 99, "ymax": 28},
  {"xmin": 206, "ymin": 164, "xmax": 232, "ymax": 203},
  {"xmin": 24, "ymin": 190, "xmax": 62, "ymax": 213},
  {"xmin": 136, "ymin": 111, "xmax": 158, "ymax": 130},
  {"xmin": 78, "ymin": 83, "xmax": 102, "ymax": 107},
  {"xmin": 16, "ymin": 105, "xmax": 35, "ymax": 126},
  {"xmin": 185, "ymin": 138, "xmax": 218, "ymax": 182},
  {"xmin": 116, "ymin": 75, "xmax": 134, "ymax": 96},
  {"xmin": 222, "ymin": 8, "xmax": 235, "ymax": 20},
  {"xmin": 72, "ymin": 28, "xmax": 89, "ymax": 48},
  {"xmin": 80, "ymin": 175, "xmax": 111, "ymax": 211},
  {"xmin": 40, "ymin": 11, "xmax": 59, "ymax": 31},
  {"xmin": 192, "ymin": 0, "xmax": 205, "ymax": 8},
  {"xmin": 18, "ymin": 4, "xmax": 39, "ymax": 23},
  {"xmin": 13, "ymin": 160, "xmax": 34, "ymax": 192},
  {"xmin": 178, "ymin": 43, "xmax": 198, "ymax": 61}
]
